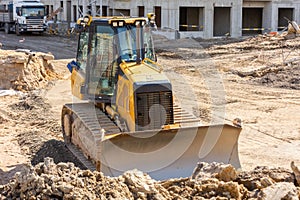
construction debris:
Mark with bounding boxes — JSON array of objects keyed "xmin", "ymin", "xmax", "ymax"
[
  {"xmin": 0, "ymin": 49, "xmax": 59, "ymax": 91},
  {"xmin": 191, "ymin": 162, "xmax": 238, "ymax": 182},
  {"xmin": 1, "ymin": 159, "xmax": 300, "ymax": 199},
  {"xmin": 284, "ymin": 20, "xmax": 300, "ymax": 39},
  {"xmin": 258, "ymin": 182, "xmax": 299, "ymax": 200},
  {"xmin": 288, "ymin": 21, "xmax": 300, "ymax": 34},
  {"xmin": 291, "ymin": 161, "xmax": 300, "ymax": 186}
]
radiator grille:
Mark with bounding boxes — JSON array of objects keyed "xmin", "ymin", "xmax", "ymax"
[
  {"xmin": 26, "ymin": 19, "xmax": 44, "ymax": 30},
  {"xmin": 136, "ymin": 91, "xmax": 173, "ymax": 131}
]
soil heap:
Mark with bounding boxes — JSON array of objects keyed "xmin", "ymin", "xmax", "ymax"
[
  {"xmin": 1, "ymin": 159, "xmax": 300, "ymax": 199},
  {"xmin": 205, "ymin": 35, "xmax": 300, "ymax": 90},
  {"xmin": 0, "ymin": 49, "xmax": 59, "ymax": 91}
]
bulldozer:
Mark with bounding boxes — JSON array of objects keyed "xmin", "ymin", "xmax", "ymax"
[{"xmin": 62, "ymin": 15, "xmax": 242, "ymax": 180}]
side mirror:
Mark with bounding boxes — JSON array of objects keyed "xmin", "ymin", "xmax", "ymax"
[
  {"xmin": 67, "ymin": 60, "xmax": 79, "ymax": 73},
  {"xmin": 74, "ymin": 24, "xmax": 84, "ymax": 33}
]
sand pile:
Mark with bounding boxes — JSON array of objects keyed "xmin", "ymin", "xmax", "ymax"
[
  {"xmin": 0, "ymin": 49, "xmax": 60, "ymax": 91},
  {"xmin": 1, "ymin": 159, "xmax": 299, "ymax": 199},
  {"xmin": 204, "ymin": 35, "xmax": 300, "ymax": 90}
]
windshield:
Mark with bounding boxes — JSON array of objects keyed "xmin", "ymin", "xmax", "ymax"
[
  {"xmin": 21, "ymin": 7, "xmax": 45, "ymax": 17},
  {"xmin": 116, "ymin": 25, "xmax": 156, "ymax": 62},
  {"xmin": 117, "ymin": 25, "xmax": 137, "ymax": 62},
  {"xmin": 143, "ymin": 24, "xmax": 156, "ymax": 61},
  {"xmin": 87, "ymin": 25, "xmax": 116, "ymax": 96}
]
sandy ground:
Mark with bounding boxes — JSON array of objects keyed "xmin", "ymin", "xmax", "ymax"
[
  {"xmin": 156, "ymin": 37, "xmax": 300, "ymax": 172},
  {"xmin": 0, "ymin": 34, "xmax": 300, "ymax": 185}
]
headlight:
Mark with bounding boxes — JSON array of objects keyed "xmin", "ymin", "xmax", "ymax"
[
  {"xmin": 135, "ymin": 21, "xmax": 140, "ymax": 26},
  {"xmin": 112, "ymin": 21, "xmax": 118, "ymax": 27},
  {"xmin": 83, "ymin": 16, "xmax": 90, "ymax": 23}
]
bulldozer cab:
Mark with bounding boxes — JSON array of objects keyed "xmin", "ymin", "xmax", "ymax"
[{"xmin": 72, "ymin": 16, "xmax": 156, "ymax": 103}]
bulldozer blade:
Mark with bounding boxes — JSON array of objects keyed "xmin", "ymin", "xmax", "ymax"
[{"xmin": 97, "ymin": 124, "xmax": 241, "ymax": 180}]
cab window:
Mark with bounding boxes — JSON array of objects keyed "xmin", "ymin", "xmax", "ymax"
[{"xmin": 76, "ymin": 32, "xmax": 89, "ymax": 73}]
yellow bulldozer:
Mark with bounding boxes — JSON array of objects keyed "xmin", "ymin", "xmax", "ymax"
[{"xmin": 62, "ymin": 15, "xmax": 242, "ymax": 180}]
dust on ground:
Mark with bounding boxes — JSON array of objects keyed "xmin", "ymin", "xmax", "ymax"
[
  {"xmin": 205, "ymin": 35, "xmax": 300, "ymax": 90},
  {"xmin": 155, "ymin": 34, "xmax": 300, "ymax": 171}
]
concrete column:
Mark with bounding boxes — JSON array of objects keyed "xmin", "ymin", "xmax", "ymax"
[
  {"xmin": 174, "ymin": 7, "xmax": 179, "ymax": 31},
  {"xmin": 161, "ymin": 0, "xmax": 176, "ymax": 29},
  {"xmin": 271, "ymin": 3, "xmax": 278, "ymax": 32},
  {"xmin": 262, "ymin": 2, "xmax": 273, "ymax": 33},
  {"xmin": 292, "ymin": 1, "xmax": 300, "ymax": 22},
  {"xmin": 60, "ymin": 0, "xmax": 67, "ymax": 21},
  {"xmin": 231, "ymin": 1, "xmax": 242, "ymax": 37},
  {"xmin": 99, "ymin": 0, "xmax": 103, "ymax": 16},
  {"xmin": 271, "ymin": 2, "xmax": 278, "ymax": 32},
  {"xmin": 82, "ymin": 0, "xmax": 87, "ymax": 16},
  {"xmin": 91, "ymin": 0, "xmax": 96, "ymax": 16},
  {"xmin": 76, "ymin": 2, "xmax": 79, "ymax": 19},
  {"xmin": 131, "ymin": 7, "xmax": 138, "ymax": 17},
  {"xmin": 204, "ymin": 3, "xmax": 213, "ymax": 38}
]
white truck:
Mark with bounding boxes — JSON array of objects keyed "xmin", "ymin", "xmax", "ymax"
[{"xmin": 0, "ymin": 0, "xmax": 47, "ymax": 35}]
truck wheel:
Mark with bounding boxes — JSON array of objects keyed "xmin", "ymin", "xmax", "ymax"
[
  {"xmin": 15, "ymin": 24, "xmax": 21, "ymax": 36},
  {"xmin": 4, "ymin": 23, "xmax": 10, "ymax": 34}
]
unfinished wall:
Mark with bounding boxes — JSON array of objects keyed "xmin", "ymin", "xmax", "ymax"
[
  {"xmin": 272, "ymin": 1, "xmax": 300, "ymax": 31},
  {"xmin": 40, "ymin": 0, "xmax": 300, "ymax": 38},
  {"xmin": 243, "ymin": 0, "xmax": 300, "ymax": 34}
]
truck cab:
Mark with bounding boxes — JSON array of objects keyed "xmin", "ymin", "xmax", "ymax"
[{"xmin": 0, "ymin": 0, "xmax": 47, "ymax": 35}]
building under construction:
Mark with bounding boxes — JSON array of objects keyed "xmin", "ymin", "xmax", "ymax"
[{"xmin": 41, "ymin": 0, "xmax": 300, "ymax": 38}]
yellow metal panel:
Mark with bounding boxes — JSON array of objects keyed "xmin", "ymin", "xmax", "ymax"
[
  {"xmin": 118, "ymin": 61, "xmax": 172, "ymax": 132},
  {"xmin": 71, "ymin": 69, "xmax": 85, "ymax": 100},
  {"xmin": 128, "ymin": 79, "xmax": 135, "ymax": 131},
  {"xmin": 116, "ymin": 74, "xmax": 135, "ymax": 132},
  {"xmin": 120, "ymin": 62, "xmax": 168, "ymax": 84}
]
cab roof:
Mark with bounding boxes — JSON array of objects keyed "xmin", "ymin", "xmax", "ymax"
[{"xmin": 89, "ymin": 16, "xmax": 147, "ymax": 25}]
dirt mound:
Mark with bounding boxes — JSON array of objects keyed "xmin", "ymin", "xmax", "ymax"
[
  {"xmin": 0, "ymin": 93, "xmax": 85, "ymax": 185},
  {"xmin": 204, "ymin": 35, "xmax": 300, "ymax": 90},
  {"xmin": 254, "ymin": 65, "xmax": 300, "ymax": 90},
  {"xmin": 1, "ymin": 159, "xmax": 300, "ymax": 199},
  {"xmin": 155, "ymin": 35, "xmax": 300, "ymax": 91},
  {"xmin": 0, "ymin": 49, "xmax": 60, "ymax": 91},
  {"xmin": 6, "ymin": 93, "xmax": 85, "ymax": 169}
]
